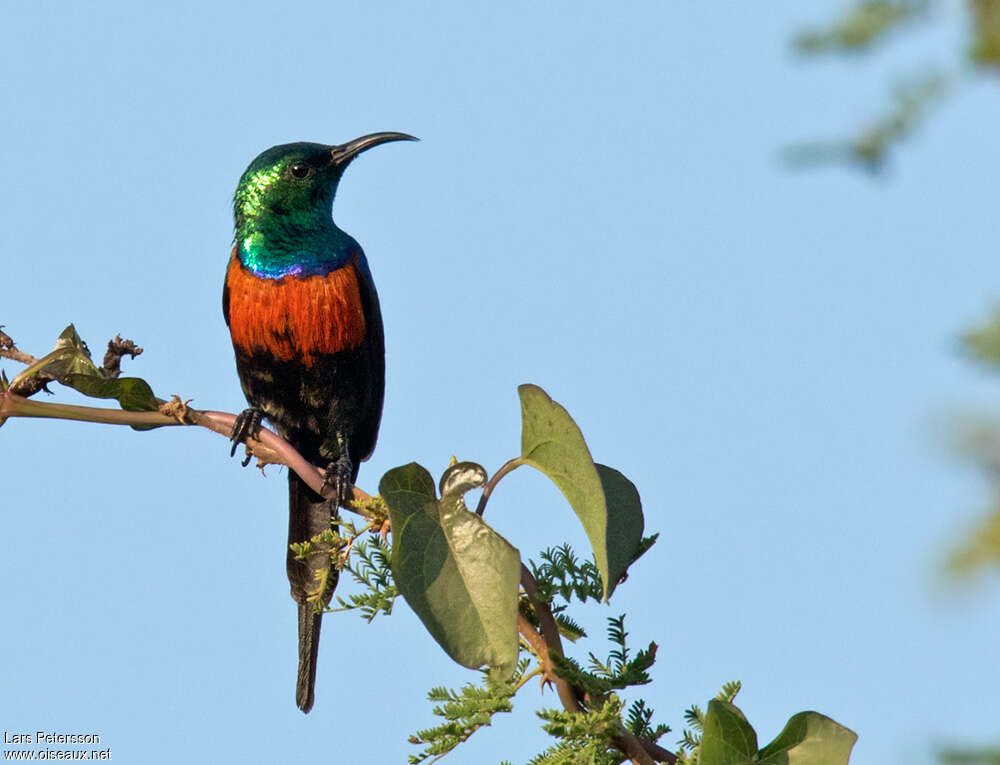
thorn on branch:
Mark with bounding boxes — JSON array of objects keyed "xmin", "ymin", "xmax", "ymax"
[{"xmin": 101, "ymin": 335, "xmax": 143, "ymax": 378}]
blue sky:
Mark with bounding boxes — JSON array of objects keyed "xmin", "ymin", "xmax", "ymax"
[{"xmin": 2, "ymin": 2, "xmax": 999, "ymax": 763}]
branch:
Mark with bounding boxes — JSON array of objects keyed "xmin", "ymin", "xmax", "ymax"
[
  {"xmin": 0, "ymin": 326, "xmax": 34, "ymax": 366},
  {"xmin": 0, "ymin": 325, "xmax": 376, "ymax": 516},
  {"xmin": 0, "ymin": 391, "xmax": 373, "ymax": 518}
]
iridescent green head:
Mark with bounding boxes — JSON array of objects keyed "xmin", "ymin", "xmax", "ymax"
[{"xmin": 234, "ymin": 132, "xmax": 417, "ymax": 278}]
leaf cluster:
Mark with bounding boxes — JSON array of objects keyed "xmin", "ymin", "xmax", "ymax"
[
  {"xmin": 531, "ymin": 544, "xmax": 604, "ymax": 607},
  {"xmin": 676, "ymin": 681, "xmax": 742, "ymax": 764},
  {"xmin": 375, "ymin": 385, "xmax": 855, "ymax": 764},
  {"xmin": 4, "ymin": 325, "xmax": 157, "ymax": 424},
  {"xmin": 626, "ymin": 698, "xmax": 670, "ymax": 745},
  {"xmin": 333, "ymin": 535, "xmax": 398, "ymax": 621},
  {"xmin": 530, "ymin": 695, "xmax": 625, "ymax": 765},
  {"xmin": 527, "ymin": 543, "xmax": 603, "ymax": 641},
  {"xmin": 407, "ymin": 657, "xmax": 532, "ymax": 764},
  {"xmin": 695, "ymin": 697, "xmax": 856, "ymax": 765},
  {"xmin": 550, "ymin": 615, "xmax": 656, "ymax": 698},
  {"xmin": 2, "ymin": 338, "xmax": 861, "ymax": 765}
]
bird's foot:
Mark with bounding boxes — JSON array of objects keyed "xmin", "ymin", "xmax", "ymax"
[
  {"xmin": 230, "ymin": 407, "xmax": 264, "ymax": 466},
  {"xmin": 322, "ymin": 452, "xmax": 354, "ymax": 506}
]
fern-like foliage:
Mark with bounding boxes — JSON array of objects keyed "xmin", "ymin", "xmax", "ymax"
[
  {"xmin": 332, "ymin": 535, "xmax": 397, "ymax": 622},
  {"xmin": 675, "ymin": 681, "xmax": 742, "ymax": 765},
  {"xmin": 531, "ymin": 544, "xmax": 604, "ymax": 606},
  {"xmin": 633, "ymin": 533, "xmax": 659, "ymax": 565},
  {"xmin": 553, "ymin": 612, "xmax": 587, "ymax": 642},
  {"xmin": 551, "ymin": 615, "xmax": 657, "ymax": 696},
  {"xmin": 625, "ymin": 698, "xmax": 670, "ymax": 743},
  {"xmin": 538, "ymin": 615, "xmax": 669, "ymax": 761},
  {"xmin": 408, "ymin": 657, "xmax": 532, "ymax": 764},
  {"xmin": 529, "ymin": 695, "xmax": 625, "ymax": 765}
]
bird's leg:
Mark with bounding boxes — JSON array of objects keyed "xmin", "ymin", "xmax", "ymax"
[
  {"xmin": 320, "ymin": 433, "xmax": 353, "ymax": 506},
  {"xmin": 230, "ymin": 407, "xmax": 264, "ymax": 466}
]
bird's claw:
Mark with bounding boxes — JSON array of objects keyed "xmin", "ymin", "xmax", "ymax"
[
  {"xmin": 230, "ymin": 407, "xmax": 264, "ymax": 466},
  {"xmin": 322, "ymin": 453, "xmax": 354, "ymax": 506}
]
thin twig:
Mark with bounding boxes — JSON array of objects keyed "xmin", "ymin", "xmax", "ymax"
[
  {"xmin": 0, "ymin": 327, "xmax": 34, "ymax": 366},
  {"xmin": 475, "ymin": 457, "xmax": 524, "ymax": 516}
]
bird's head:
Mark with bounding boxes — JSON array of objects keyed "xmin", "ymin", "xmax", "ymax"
[{"xmin": 234, "ymin": 132, "xmax": 417, "ymax": 230}]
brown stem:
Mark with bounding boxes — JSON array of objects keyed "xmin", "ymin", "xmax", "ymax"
[
  {"xmin": 475, "ymin": 457, "xmax": 524, "ymax": 516},
  {"xmin": 615, "ymin": 728, "xmax": 676, "ymax": 765},
  {"xmin": 0, "ymin": 347, "xmax": 34, "ymax": 366},
  {"xmin": 612, "ymin": 728, "xmax": 658, "ymax": 765},
  {"xmin": 0, "ymin": 326, "xmax": 34, "ymax": 366},
  {"xmin": 516, "ymin": 610, "xmax": 583, "ymax": 713}
]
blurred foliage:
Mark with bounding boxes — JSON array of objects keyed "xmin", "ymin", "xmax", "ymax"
[
  {"xmin": 793, "ymin": 1, "xmax": 929, "ymax": 54},
  {"xmin": 790, "ymin": 0, "xmax": 1000, "ymax": 170},
  {"xmin": 946, "ymin": 311, "xmax": 1000, "ymax": 581},
  {"xmin": 408, "ymin": 658, "xmax": 531, "ymax": 764},
  {"xmin": 947, "ymin": 507, "xmax": 1000, "ymax": 576},
  {"xmin": 940, "ymin": 747, "xmax": 1000, "ymax": 765},
  {"xmin": 788, "ymin": 7, "xmax": 1000, "ymax": 763},
  {"xmin": 963, "ymin": 308, "xmax": 1000, "ymax": 366},
  {"xmin": 937, "ymin": 315, "xmax": 1000, "ymax": 760},
  {"xmin": 784, "ymin": 71, "xmax": 947, "ymax": 173},
  {"xmin": 971, "ymin": 0, "xmax": 1000, "ymax": 68}
]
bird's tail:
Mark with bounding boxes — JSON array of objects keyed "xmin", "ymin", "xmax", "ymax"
[
  {"xmin": 296, "ymin": 603, "xmax": 323, "ymax": 713},
  {"xmin": 287, "ymin": 471, "xmax": 339, "ymax": 714}
]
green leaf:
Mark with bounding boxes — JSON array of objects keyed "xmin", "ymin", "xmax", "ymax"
[
  {"xmin": 19, "ymin": 324, "xmax": 100, "ymax": 382},
  {"xmin": 381, "ymin": 463, "xmax": 521, "ymax": 679},
  {"xmin": 60, "ymin": 374, "xmax": 158, "ymax": 412},
  {"xmin": 700, "ymin": 700, "xmax": 759, "ymax": 765},
  {"xmin": 33, "ymin": 325, "xmax": 160, "ymax": 429},
  {"xmin": 518, "ymin": 385, "xmax": 645, "ymax": 600},
  {"xmin": 439, "ymin": 461, "xmax": 489, "ymax": 500},
  {"xmin": 10, "ymin": 325, "xmax": 160, "ymax": 429},
  {"xmin": 595, "ymin": 464, "xmax": 644, "ymax": 598},
  {"xmin": 758, "ymin": 711, "xmax": 858, "ymax": 765}
]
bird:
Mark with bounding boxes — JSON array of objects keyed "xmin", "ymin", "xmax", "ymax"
[{"xmin": 222, "ymin": 132, "xmax": 416, "ymax": 713}]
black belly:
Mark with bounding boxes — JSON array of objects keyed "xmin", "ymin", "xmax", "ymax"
[{"xmin": 233, "ymin": 345, "xmax": 383, "ymax": 479}]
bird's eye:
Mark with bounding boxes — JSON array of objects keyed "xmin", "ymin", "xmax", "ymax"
[{"xmin": 290, "ymin": 163, "xmax": 311, "ymax": 179}]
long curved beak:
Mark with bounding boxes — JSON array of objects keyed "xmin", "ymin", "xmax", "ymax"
[{"xmin": 331, "ymin": 132, "xmax": 419, "ymax": 166}]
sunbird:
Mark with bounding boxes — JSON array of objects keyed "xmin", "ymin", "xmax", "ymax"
[{"xmin": 223, "ymin": 132, "xmax": 416, "ymax": 712}]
